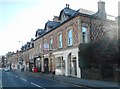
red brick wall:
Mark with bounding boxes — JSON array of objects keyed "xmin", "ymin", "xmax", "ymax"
[{"xmin": 41, "ymin": 16, "xmax": 81, "ymax": 52}]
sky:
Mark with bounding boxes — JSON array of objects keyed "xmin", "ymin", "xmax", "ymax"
[{"xmin": 0, "ymin": 0, "xmax": 119, "ymax": 56}]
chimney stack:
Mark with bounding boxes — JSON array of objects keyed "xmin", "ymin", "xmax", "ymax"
[
  {"xmin": 98, "ymin": 0, "xmax": 105, "ymax": 12},
  {"xmin": 97, "ymin": 0, "xmax": 106, "ymax": 20}
]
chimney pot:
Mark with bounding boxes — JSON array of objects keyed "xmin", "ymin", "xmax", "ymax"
[
  {"xmin": 66, "ymin": 4, "xmax": 69, "ymax": 8},
  {"xmin": 66, "ymin": 4, "xmax": 68, "ymax": 8},
  {"xmin": 68, "ymin": 4, "xmax": 69, "ymax": 8}
]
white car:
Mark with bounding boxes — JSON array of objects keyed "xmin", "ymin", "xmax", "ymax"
[
  {"xmin": 0, "ymin": 68, "xmax": 3, "ymax": 71},
  {"xmin": 4, "ymin": 68, "xmax": 9, "ymax": 72},
  {"xmin": 55, "ymin": 69, "xmax": 62, "ymax": 75}
]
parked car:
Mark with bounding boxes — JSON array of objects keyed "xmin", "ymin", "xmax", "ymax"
[
  {"xmin": 4, "ymin": 68, "xmax": 9, "ymax": 72},
  {"xmin": 0, "ymin": 68, "xmax": 3, "ymax": 70}
]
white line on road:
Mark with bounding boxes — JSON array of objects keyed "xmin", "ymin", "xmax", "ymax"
[
  {"xmin": 15, "ymin": 75, "xmax": 18, "ymax": 78},
  {"xmin": 0, "ymin": 80, "xmax": 3, "ymax": 89},
  {"xmin": 0, "ymin": 85, "xmax": 3, "ymax": 89},
  {"xmin": 31, "ymin": 82, "xmax": 46, "ymax": 89},
  {"xmin": 9, "ymin": 73, "xmax": 13, "ymax": 75},
  {"xmin": 20, "ymin": 78, "xmax": 27, "ymax": 82}
]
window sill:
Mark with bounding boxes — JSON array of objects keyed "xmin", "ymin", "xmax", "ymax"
[
  {"xmin": 67, "ymin": 45, "xmax": 73, "ymax": 48},
  {"xmin": 58, "ymin": 48, "xmax": 62, "ymax": 50}
]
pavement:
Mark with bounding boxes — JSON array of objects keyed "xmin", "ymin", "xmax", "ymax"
[{"xmin": 18, "ymin": 70, "xmax": 120, "ymax": 89}]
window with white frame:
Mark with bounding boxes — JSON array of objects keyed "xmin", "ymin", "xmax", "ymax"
[
  {"xmin": 68, "ymin": 29, "xmax": 73, "ymax": 46},
  {"xmin": 82, "ymin": 27, "xmax": 88, "ymax": 43},
  {"xmin": 49, "ymin": 38, "xmax": 53, "ymax": 50},
  {"xmin": 40, "ymin": 44, "xmax": 41, "ymax": 49},
  {"xmin": 59, "ymin": 34, "xmax": 62, "ymax": 48},
  {"xmin": 44, "ymin": 41, "xmax": 49, "ymax": 51}
]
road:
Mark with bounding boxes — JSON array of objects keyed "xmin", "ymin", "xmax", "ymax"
[
  {"xmin": 0, "ymin": 68, "xmax": 2, "ymax": 88},
  {"xmin": 1, "ymin": 69, "xmax": 89, "ymax": 89}
]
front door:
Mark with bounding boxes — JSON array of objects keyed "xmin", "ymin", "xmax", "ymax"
[{"xmin": 44, "ymin": 58, "xmax": 49, "ymax": 73}]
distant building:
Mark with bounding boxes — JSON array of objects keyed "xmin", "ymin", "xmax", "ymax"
[{"xmin": 0, "ymin": 56, "xmax": 2, "ymax": 68}]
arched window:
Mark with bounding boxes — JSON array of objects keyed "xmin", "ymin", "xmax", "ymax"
[
  {"xmin": 82, "ymin": 27, "xmax": 88, "ymax": 43},
  {"xmin": 68, "ymin": 29, "xmax": 73, "ymax": 46}
]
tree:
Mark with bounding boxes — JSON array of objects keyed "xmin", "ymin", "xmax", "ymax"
[{"xmin": 79, "ymin": 36, "xmax": 118, "ymax": 69}]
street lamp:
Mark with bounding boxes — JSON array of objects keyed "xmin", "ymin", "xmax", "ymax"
[
  {"xmin": 18, "ymin": 41, "xmax": 24, "ymax": 71},
  {"xmin": 19, "ymin": 41, "xmax": 23, "ymax": 47}
]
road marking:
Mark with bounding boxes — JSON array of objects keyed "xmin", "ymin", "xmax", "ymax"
[
  {"xmin": 0, "ymin": 80, "xmax": 3, "ymax": 89},
  {"xmin": 15, "ymin": 75, "xmax": 18, "ymax": 78},
  {"xmin": 0, "ymin": 85, "xmax": 2, "ymax": 89},
  {"xmin": 8, "ymin": 72, "xmax": 12, "ymax": 75},
  {"xmin": 31, "ymin": 82, "xmax": 46, "ymax": 89},
  {"xmin": 20, "ymin": 78, "xmax": 27, "ymax": 82},
  {"xmin": 60, "ymin": 81, "xmax": 83, "ymax": 87}
]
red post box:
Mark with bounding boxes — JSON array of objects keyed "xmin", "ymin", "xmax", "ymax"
[{"xmin": 34, "ymin": 67, "xmax": 38, "ymax": 72}]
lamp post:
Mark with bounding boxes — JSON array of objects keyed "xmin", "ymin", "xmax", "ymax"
[
  {"xmin": 19, "ymin": 41, "xmax": 23, "ymax": 71},
  {"xmin": 16, "ymin": 50, "xmax": 19, "ymax": 70}
]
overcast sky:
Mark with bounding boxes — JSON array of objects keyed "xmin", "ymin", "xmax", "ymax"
[{"xmin": 0, "ymin": 0, "xmax": 119, "ymax": 55}]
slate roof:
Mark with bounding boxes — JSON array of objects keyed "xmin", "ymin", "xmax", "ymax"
[
  {"xmin": 79, "ymin": 8, "xmax": 95, "ymax": 15},
  {"xmin": 35, "ymin": 9, "xmax": 79, "ymax": 41},
  {"xmin": 26, "ymin": 42, "xmax": 30, "ymax": 48},
  {"xmin": 35, "ymin": 29, "xmax": 45, "ymax": 37},
  {"xmin": 59, "ymin": 7, "xmax": 77, "ymax": 19},
  {"xmin": 35, "ymin": 5, "xmax": 109, "ymax": 41},
  {"xmin": 44, "ymin": 21, "xmax": 60, "ymax": 30}
]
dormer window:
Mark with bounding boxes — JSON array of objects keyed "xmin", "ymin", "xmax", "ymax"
[
  {"xmin": 61, "ymin": 13, "xmax": 67, "ymax": 22},
  {"xmin": 59, "ymin": 4, "xmax": 76, "ymax": 23},
  {"xmin": 32, "ymin": 43, "xmax": 34, "ymax": 47},
  {"xmin": 46, "ymin": 26, "xmax": 51, "ymax": 32},
  {"xmin": 35, "ymin": 29, "xmax": 45, "ymax": 38},
  {"xmin": 44, "ymin": 21, "xmax": 59, "ymax": 32}
]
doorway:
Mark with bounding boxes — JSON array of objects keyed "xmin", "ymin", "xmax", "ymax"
[{"xmin": 44, "ymin": 58, "xmax": 49, "ymax": 73}]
